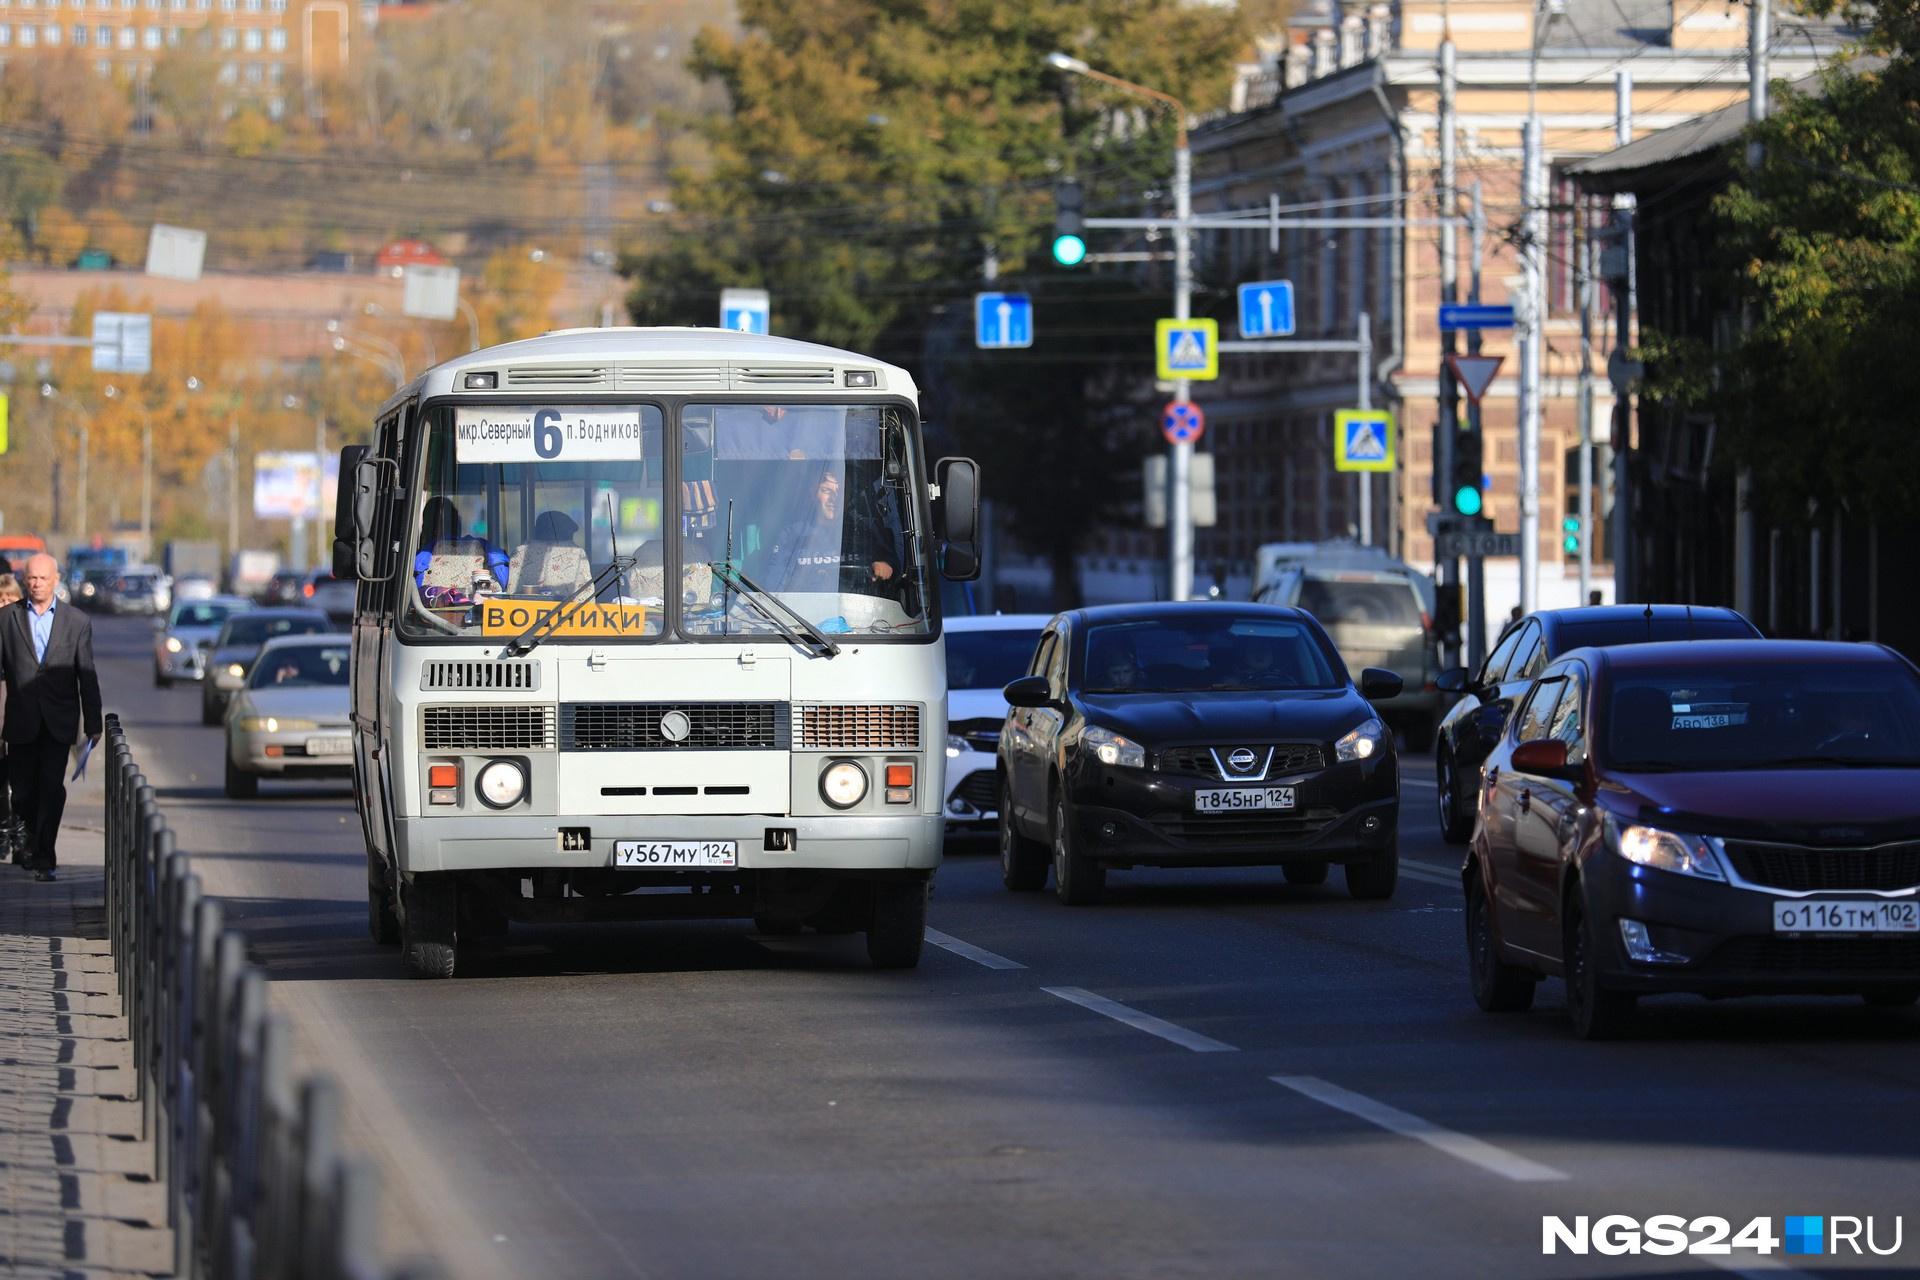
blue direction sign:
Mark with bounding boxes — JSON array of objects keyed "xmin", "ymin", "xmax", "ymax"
[
  {"xmin": 719, "ymin": 287, "xmax": 771, "ymax": 334},
  {"xmin": 1438, "ymin": 303, "xmax": 1516, "ymax": 332},
  {"xmin": 1162, "ymin": 400, "xmax": 1204, "ymax": 445},
  {"xmin": 1236, "ymin": 279, "xmax": 1296, "ymax": 338},
  {"xmin": 974, "ymin": 292, "xmax": 1033, "ymax": 349}
]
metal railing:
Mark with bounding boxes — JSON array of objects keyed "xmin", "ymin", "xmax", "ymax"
[{"xmin": 103, "ymin": 714, "xmax": 446, "ymax": 1280}]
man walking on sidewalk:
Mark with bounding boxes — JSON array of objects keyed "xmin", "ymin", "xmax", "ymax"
[{"xmin": 0, "ymin": 553, "xmax": 103, "ymax": 882}]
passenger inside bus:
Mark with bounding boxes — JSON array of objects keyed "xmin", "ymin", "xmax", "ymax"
[
  {"xmin": 507, "ymin": 510, "xmax": 592, "ymax": 597},
  {"xmin": 415, "ymin": 497, "xmax": 508, "ymax": 602}
]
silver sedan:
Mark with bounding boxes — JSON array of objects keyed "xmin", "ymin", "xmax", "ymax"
[
  {"xmin": 223, "ymin": 635, "xmax": 353, "ymax": 799},
  {"xmin": 153, "ymin": 595, "xmax": 253, "ymax": 687}
]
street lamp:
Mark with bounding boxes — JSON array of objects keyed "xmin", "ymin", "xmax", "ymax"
[
  {"xmin": 102, "ymin": 384, "xmax": 153, "ymax": 557},
  {"xmin": 1047, "ymin": 52, "xmax": 1196, "ymax": 600},
  {"xmin": 456, "ymin": 295, "xmax": 481, "ymax": 352},
  {"xmin": 327, "ymin": 319, "xmax": 409, "ymax": 388},
  {"xmin": 39, "ymin": 383, "xmax": 90, "ymax": 540}
]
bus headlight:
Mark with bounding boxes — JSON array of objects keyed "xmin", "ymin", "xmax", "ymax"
[
  {"xmin": 476, "ymin": 759, "xmax": 527, "ymax": 809},
  {"xmin": 820, "ymin": 760, "xmax": 868, "ymax": 809}
]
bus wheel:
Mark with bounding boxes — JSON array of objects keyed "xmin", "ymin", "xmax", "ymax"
[
  {"xmin": 402, "ymin": 874, "xmax": 459, "ymax": 979},
  {"xmin": 866, "ymin": 879, "xmax": 927, "ymax": 969},
  {"xmin": 367, "ymin": 851, "xmax": 399, "ymax": 946}
]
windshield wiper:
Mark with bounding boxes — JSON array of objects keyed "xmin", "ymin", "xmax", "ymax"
[
  {"xmin": 502, "ymin": 555, "xmax": 635, "ymax": 658},
  {"xmin": 708, "ymin": 562, "xmax": 840, "ymax": 659}
]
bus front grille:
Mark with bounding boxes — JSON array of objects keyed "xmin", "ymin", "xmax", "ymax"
[
  {"xmin": 420, "ymin": 660, "xmax": 541, "ymax": 692},
  {"xmin": 561, "ymin": 702, "xmax": 788, "ymax": 751},
  {"xmin": 792, "ymin": 704, "xmax": 922, "ymax": 750},
  {"xmin": 422, "ymin": 705, "xmax": 556, "ymax": 751}
]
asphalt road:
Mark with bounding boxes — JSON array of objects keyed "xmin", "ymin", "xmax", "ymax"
[{"xmin": 94, "ymin": 616, "xmax": 1920, "ymax": 1279}]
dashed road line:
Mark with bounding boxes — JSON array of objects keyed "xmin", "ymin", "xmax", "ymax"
[
  {"xmin": 1043, "ymin": 987, "xmax": 1238, "ymax": 1053},
  {"xmin": 925, "ymin": 929, "xmax": 1026, "ymax": 970},
  {"xmin": 1270, "ymin": 1075, "xmax": 1569, "ymax": 1182}
]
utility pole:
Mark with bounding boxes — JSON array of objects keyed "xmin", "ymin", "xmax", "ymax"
[
  {"xmin": 1437, "ymin": 35, "xmax": 1460, "ymax": 662},
  {"xmin": 1612, "ymin": 70, "xmax": 1636, "ymax": 604},
  {"xmin": 1467, "ymin": 183, "xmax": 1488, "ymax": 667},
  {"xmin": 1170, "ymin": 132, "xmax": 1195, "ymax": 601},
  {"xmin": 314, "ymin": 411, "xmax": 329, "ymax": 569},
  {"xmin": 1519, "ymin": 117, "xmax": 1544, "ymax": 615},
  {"xmin": 1357, "ymin": 312, "xmax": 1373, "ymax": 545},
  {"xmin": 227, "ymin": 412, "xmax": 241, "ymax": 562},
  {"xmin": 1735, "ymin": 0, "xmax": 1770, "ymax": 618},
  {"xmin": 1576, "ymin": 208, "xmax": 1595, "ymax": 604}
]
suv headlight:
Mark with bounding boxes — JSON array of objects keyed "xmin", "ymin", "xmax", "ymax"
[
  {"xmin": 946, "ymin": 734, "xmax": 967, "ymax": 759},
  {"xmin": 1605, "ymin": 814, "xmax": 1724, "ymax": 880},
  {"xmin": 1082, "ymin": 725, "xmax": 1146, "ymax": 769},
  {"xmin": 1335, "ymin": 717, "xmax": 1387, "ymax": 762}
]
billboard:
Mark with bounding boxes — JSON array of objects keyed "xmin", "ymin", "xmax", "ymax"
[{"xmin": 252, "ymin": 451, "xmax": 339, "ymax": 520}]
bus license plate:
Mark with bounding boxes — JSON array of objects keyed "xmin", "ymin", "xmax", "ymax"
[
  {"xmin": 613, "ymin": 840, "xmax": 738, "ymax": 868},
  {"xmin": 1773, "ymin": 900, "xmax": 1918, "ymax": 934},
  {"xmin": 1195, "ymin": 787, "xmax": 1295, "ymax": 813},
  {"xmin": 305, "ymin": 736, "xmax": 352, "ymax": 757}
]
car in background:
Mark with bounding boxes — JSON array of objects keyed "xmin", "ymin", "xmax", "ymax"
[
  {"xmin": 155, "ymin": 595, "xmax": 254, "ymax": 686},
  {"xmin": 106, "ymin": 566, "xmax": 169, "ymax": 616},
  {"xmin": 1465, "ymin": 639, "xmax": 1920, "ymax": 1038},
  {"xmin": 301, "ymin": 567, "xmax": 356, "ymax": 624},
  {"xmin": 261, "ymin": 571, "xmax": 305, "ymax": 606},
  {"xmin": 943, "ymin": 614, "xmax": 1050, "ymax": 839},
  {"xmin": 71, "ymin": 568, "xmax": 117, "ymax": 611},
  {"xmin": 223, "ymin": 635, "xmax": 354, "ymax": 798},
  {"xmin": 200, "ymin": 607, "xmax": 334, "ymax": 724},
  {"xmin": 1432, "ymin": 605, "xmax": 1762, "ymax": 843},
  {"xmin": 172, "ymin": 574, "xmax": 218, "ymax": 603},
  {"xmin": 1254, "ymin": 543, "xmax": 1440, "ymax": 749},
  {"xmin": 997, "ymin": 602, "xmax": 1403, "ymax": 904}
]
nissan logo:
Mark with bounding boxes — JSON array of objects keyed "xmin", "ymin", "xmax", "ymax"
[
  {"xmin": 659, "ymin": 711, "xmax": 692, "ymax": 742},
  {"xmin": 1227, "ymin": 748, "xmax": 1259, "ymax": 773}
]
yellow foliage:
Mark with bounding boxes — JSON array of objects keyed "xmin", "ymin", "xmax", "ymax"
[{"xmin": 33, "ymin": 205, "xmax": 86, "ymax": 266}]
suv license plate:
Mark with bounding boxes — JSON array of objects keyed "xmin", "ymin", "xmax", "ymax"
[
  {"xmin": 1773, "ymin": 900, "xmax": 1918, "ymax": 934},
  {"xmin": 614, "ymin": 840, "xmax": 738, "ymax": 868},
  {"xmin": 1195, "ymin": 787, "xmax": 1295, "ymax": 813}
]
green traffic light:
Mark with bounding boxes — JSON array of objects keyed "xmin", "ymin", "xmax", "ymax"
[
  {"xmin": 1563, "ymin": 535, "xmax": 1580, "ymax": 553},
  {"xmin": 1052, "ymin": 234, "xmax": 1087, "ymax": 267},
  {"xmin": 1452, "ymin": 485, "xmax": 1483, "ymax": 517}
]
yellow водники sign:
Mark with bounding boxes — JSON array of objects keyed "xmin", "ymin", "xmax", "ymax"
[{"xmin": 480, "ymin": 599, "xmax": 650, "ymax": 637}]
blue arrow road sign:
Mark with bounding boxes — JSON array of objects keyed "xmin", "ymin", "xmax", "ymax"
[
  {"xmin": 720, "ymin": 287, "xmax": 770, "ymax": 334},
  {"xmin": 1438, "ymin": 303, "xmax": 1516, "ymax": 332},
  {"xmin": 1236, "ymin": 279, "xmax": 1296, "ymax": 338},
  {"xmin": 974, "ymin": 292, "xmax": 1034, "ymax": 349}
]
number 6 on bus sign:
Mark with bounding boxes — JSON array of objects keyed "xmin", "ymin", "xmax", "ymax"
[{"xmin": 454, "ymin": 406, "xmax": 651, "ymax": 464}]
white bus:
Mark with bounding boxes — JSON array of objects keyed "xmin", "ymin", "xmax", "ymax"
[{"xmin": 331, "ymin": 327, "xmax": 980, "ymax": 977}]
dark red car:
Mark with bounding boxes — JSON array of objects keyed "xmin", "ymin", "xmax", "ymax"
[{"xmin": 1464, "ymin": 639, "xmax": 1920, "ymax": 1038}]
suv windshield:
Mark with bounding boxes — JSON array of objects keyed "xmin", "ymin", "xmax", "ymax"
[
  {"xmin": 947, "ymin": 627, "xmax": 1044, "ymax": 690},
  {"xmin": 1081, "ymin": 618, "xmax": 1343, "ymax": 694},
  {"xmin": 1603, "ymin": 660, "xmax": 1920, "ymax": 770},
  {"xmin": 1298, "ymin": 577, "xmax": 1424, "ymax": 627},
  {"xmin": 399, "ymin": 401, "xmax": 930, "ymax": 642}
]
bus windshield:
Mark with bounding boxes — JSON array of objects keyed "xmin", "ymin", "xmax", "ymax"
[{"xmin": 399, "ymin": 401, "xmax": 930, "ymax": 642}]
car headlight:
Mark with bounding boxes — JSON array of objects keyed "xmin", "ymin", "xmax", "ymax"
[
  {"xmin": 1606, "ymin": 815, "xmax": 1724, "ymax": 880},
  {"xmin": 236, "ymin": 716, "xmax": 317, "ymax": 732},
  {"xmin": 820, "ymin": 760, "xmax": 869, "ymax": 809},
  {"xmin": 166, "ymin": 637, "xmax": 183, "ymax": 653},
  {"xmin": 946, "ymin": 734, "xmax": 967, "ymax": 759},
  {"xmin": 227, "ymin": 663, "xmax": 246, "ymax": 678},
  {"xmin": 476, "ymin": 759, "xmax": 527, "ymax": 809},
  {"xmin": 1082, "ymin": 725, "xmax": 1146, "ymax": 769},
  {"xmin": 1335, "ymin": 717, "xmax": 1387, "ymax": 762}
]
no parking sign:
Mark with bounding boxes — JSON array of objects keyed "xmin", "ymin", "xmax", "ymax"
[{"xmin": 1162, "ymin": 401, "xmax": 1205, "ymax": 445}]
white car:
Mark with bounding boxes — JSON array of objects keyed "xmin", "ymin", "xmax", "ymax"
[
  {"xmin": 153, "ymin": 595, "xmax": 253, "ymax": 686},
  {"xmin": 943, "ymin": 614, "xmax": 1052, "ymax": 839},
  {"xmin": 224, "ymin": 634, "xmax": 353, "ymax": 799}
]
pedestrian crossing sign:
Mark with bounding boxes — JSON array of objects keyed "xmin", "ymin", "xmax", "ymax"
[
  {"xmin": 1334, "ymin": 409, "xmax": 1395, "ymax": 473},
  {"xmin": 1155, "ymin": 319, "xmax": 1219, "ymax": 381}
]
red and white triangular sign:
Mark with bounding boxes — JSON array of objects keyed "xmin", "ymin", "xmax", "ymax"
[{"xmin": 1446, "ymin": 354, "xmax": 1504, "ymax": 405}]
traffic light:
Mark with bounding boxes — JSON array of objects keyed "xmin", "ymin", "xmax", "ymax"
[
  {"xmin": 1563, "ymin": 515, "xmax": 1581, "ymax": 555},
  {"xmin": 1450, "ymin": 428, "xmax": 1485, "ymax": 516},
  {"xmin": 1052, "ymin": 177, "xmax": 1086, "ymax": 267}
]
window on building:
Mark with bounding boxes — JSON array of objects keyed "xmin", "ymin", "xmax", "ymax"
[
  {"xmin": 141, "ymin": 22, "xmax": 157, "ymax": 44},
  {"xmin": 94, "ymin": 21, "xmax": 107, "ymax": 41},
  {"xmin": 218, "ymin": 0, "xmax": 231, "ymax": 9},
  {"xmin": 17, "ymin": 22, "xmax": 32, "ymax": 41},
  {"xmin": 240, "ymin": 24, "xmax": 257, "ymax": 47},
  {"xmin": 242, "ymin": 58, "xmax": 258, "ymax": 81},
  {"xmin": 195, "ymin": 0, "xmax": 209, "ymax": 8},
  {"xmin": 44, "ymin": 20, "xmax": 59, "ymax": 40},
  {"xmin": 265, "ymin": 26, "xmax": 280, "ymax": 48},
  {"xmin": 115, "ymin": 22, "xmax": 130, "ymax": 43},
  {"xmin": 266, "ymin": 56, "xmax": 279, "ymax": 77},
  {"xmin": 216, "ymin": 24, "xmax": 231, "ymax": 45},
  {"xmin": 0, "ymin": 25, "xmax": 12, "ymax": 44},
  {"xmin": 165, "ymin": 22, "xmax": 177, "ymax": 42},
  {"xmin": 1548, "ymin": 170, "xmax": 1613, "ymax": 318},
  {"xmin": 95, "ymin": 56, "xmax": 110, "ymax": 73},
  {"xmin": 216, "ymin": 58, "xmax": 232, "ymax": 80},
  {"xmin": 72, "ymin": 21, "xmax": 86, "ymax": 40},
  {"xmin": 267, "ymin": 93, "xmax": 282, "ymax": 118}
]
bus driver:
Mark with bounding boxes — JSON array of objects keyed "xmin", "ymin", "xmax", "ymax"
[{"xmin": 766, "ymin": 468, "xmax": 898, "ymax": 595}]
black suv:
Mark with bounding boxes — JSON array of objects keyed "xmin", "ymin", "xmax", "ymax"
[{"xmin": 1432, "ymin": 605, "xmax": 1761, "ymax": 842}]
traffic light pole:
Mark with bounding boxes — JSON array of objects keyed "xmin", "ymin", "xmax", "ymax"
[
  {"xmin": 1171, "ymin": 137, "xmax": 1195, "ymax": 602},
  {"xmin": 1437, "ymin": 37, "xmax": 1461, "ymax": 669}
]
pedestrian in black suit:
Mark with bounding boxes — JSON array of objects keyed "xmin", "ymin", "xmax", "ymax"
[{"xmin": 0, "ymin": 554, "xmax": 104, "ymax": 881}]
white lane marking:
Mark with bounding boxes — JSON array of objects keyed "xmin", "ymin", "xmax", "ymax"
[
  {"xmin": 925, "ymin": 928, "xmax": 1026, "ymax": 970},
  {"xmin": 1270, "ymin": 1075, "xmax": 1569, "ymax": 1182},
  {"xmin": 1043, "ymin": 986, "xmax": 1238, "ymax": 1053},
  {"xmin": 1707, "ymin": 1259, "xmax": 1822, "ymax": 1280},
  {"xmin": 1398, "ymin": 861, "xmax": 1463, "ymax": 888}
]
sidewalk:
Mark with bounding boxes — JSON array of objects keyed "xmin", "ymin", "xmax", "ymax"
[{"xmin": 0, "ymin": 788, "xmax": 173, "ymax": 1278}]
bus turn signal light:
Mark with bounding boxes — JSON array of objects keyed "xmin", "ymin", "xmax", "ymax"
[{"xmin": 428, "ymin": 763, "xmax": 460, "ymax": 789}]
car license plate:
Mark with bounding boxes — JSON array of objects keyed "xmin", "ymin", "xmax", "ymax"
[
  {"xmin": 613, "ymin": 840, "xmax": 738, "ymax": 868},
  {"xmin": 305, "ymin": 736, "xmax": 352, "ymax": 757},
  {"xmin": 1194, "ymin": 787, "xmax": 1295, "ymax": 813},
  {"xmin": 1773, "ymin": 900, "xmax": 1919, "ymax": 934}
]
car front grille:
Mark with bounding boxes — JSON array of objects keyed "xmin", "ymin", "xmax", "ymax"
[
  {"xmin": 1723, "ymin": 839, "xmax": 1920, "ymax": 892},
  {"xmin": 793, "ymin": 703, "xmax": 921, "ymax": 750},
  {"xmin": 953, "ymin": 770, "xmax": 998, "ymax": 810},
  {"xmin": 561, "ymin": 702, "xmax": 787, "ymax": 751},
  {"xmin": 1147, "ymin": 806, "xmax": 1342, "ymax": 847},
  {"xmin": 1158, "ymin": 743, "xmax": 1326, "ymax": 781},
  {"xmin": 422, "ymin": 705, "xmax": 556, "ymax": 751},
  {"xmin": 1705, "ymin": 936, "xmax": 1920, "ymax": 974}
]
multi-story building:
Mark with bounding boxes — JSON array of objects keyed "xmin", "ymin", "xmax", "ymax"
[
  {"xmin": 1176, "ymin": 0, "xmax": 1853, "ymax": 623},
  {"xmin": 0, "ymin": 0, "xmax": 354, "ymax": 120}
]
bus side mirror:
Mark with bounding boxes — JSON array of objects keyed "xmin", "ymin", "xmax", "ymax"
[
  {"xmin": 933, "ymin": 457, "xmax": 980, "ymax": 582},
  {"xmin": 332, "ymin": 444, "xmax": 370, "ymax": 580}
]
